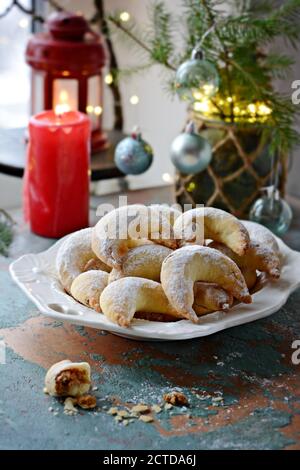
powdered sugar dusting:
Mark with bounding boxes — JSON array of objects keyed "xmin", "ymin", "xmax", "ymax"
[{"xmin": 56, "ymin": 228, "xmax": 96, "ymax": 291}]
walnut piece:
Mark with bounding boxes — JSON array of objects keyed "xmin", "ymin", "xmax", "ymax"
[{"xmin": 77, "ymin": 395, "xmax": 97, "ymax": 410}]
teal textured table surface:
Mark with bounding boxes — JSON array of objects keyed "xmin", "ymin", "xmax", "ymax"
[{"xmin": 1, "ymin": 188, "xmax": 300, "ymax": 450}]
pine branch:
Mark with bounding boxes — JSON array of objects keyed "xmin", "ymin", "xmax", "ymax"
[
  {"xmin": 47, "ymin": 0, "xmax": 64, "ymax": 11},
  {"xmin": 0, "ymin": 210, "xmax": 14, "ymax": 257},
  {"xmin": 149, "ymin": 1, "xmax": 174, "ymax": 66}
]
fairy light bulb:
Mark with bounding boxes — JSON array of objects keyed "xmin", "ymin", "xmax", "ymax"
[
  {"xmin": 162, "ymin": 173, "xmax": 173, "ymax": 183},
  {"xmin": 19, "ymin": 18, "xmax": 29, "ymax": 29},
  {"xmin": 94, "ymin": 106, "xmax": 103, "ymax": 116},
  {"xmin": 130, "ymin": 95, "xmax": 140, "ymax": 105},
  {"xmin": 193, "ymin": 100, "xmax": 211, "ymax": 113},
  {"xmin": 120, "ymin": 11, "xmax": 130, "ymax": 22},
  {"xmin": 105, "ymin": 73, "xmax": 113, "ymax": 85}
]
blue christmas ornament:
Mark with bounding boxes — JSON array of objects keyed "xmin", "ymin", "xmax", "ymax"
[
  {"xmin": 171, "ymin": 122, "xmax": 212, "ymax": 175},
  {"xmin": 249, "ymin": 187, "xmax": 292, "ymax": 236},
  {"xmin": 175, "ymin": 47, "xmax": 219, "ymax": 102},
  {"xmin": 114, "ymin": 129, "xmax": 153, "ymax": 175}
]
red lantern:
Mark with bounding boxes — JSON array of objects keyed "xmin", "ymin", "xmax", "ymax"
[{"xmin": 26, "ymin": 11, "xmax": 108, "ymax": 153}]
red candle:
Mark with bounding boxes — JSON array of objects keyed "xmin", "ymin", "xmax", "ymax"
[{"xmin": 24, "ymin": 110, "xmax": 90, "ymax": 238}]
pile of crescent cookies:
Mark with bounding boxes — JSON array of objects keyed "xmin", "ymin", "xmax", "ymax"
[{"xmin": 56, "ymin": 205, "xmax": 281, "ymax": 328}]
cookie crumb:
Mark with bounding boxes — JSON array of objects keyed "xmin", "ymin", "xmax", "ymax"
[
  {"xmin": 164, "ymin": 391, "xmax": 189, "ymax": 407},
  {"xmin": 108, "ymin": 407, "xmax": 118, "ymax": 415},
  {"xmin": 64, "ymin": 397, "xmax": 78, "ymax": 416},
  {"xmin": 131, "ymin": 404, "xmax": 150, "ymax": 414},
  {"xmin": 117, "ymin": 410, "xmax": 129, "ymax": 418},
  {"xmin": 151, "ymin": 405, "xmax": 162, "ymax": 414},
  {"xmin": 139, "ymin": 415, "xmax": 153, "ymax": 423},
  {"xmin": 77, "ymin": 395, "xmax": 97, "ymax": 410},
  {"xmin": 164, "ymin": 403, "xmax": 173, "ymax": 410}
]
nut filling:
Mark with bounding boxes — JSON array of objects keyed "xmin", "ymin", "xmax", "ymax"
[{"xmin": 55, "ymin": 368, "xmax": 90, "ymax": 396}]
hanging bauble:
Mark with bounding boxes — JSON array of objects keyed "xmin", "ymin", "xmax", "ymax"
[
  {"xmin": 114, "ymin": 128, "xmax": 153, "ymax": 175},
  {"xmin": 175, "ymin": 47, "xmax": 219, "ymax": 102},
  {"xmin": 170, "ymin": 121, "xmax": 212, "ymax": 175},
  {"xmin": 249, "ymin": 187, "xmax": 292, "ymax": 236}
]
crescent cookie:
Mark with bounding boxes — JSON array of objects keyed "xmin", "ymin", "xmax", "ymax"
[
  {"xmin": 150, "ymin": 204, "xmax": 182, "ymax": 226},
  {"xmin": 70, "ymin": 270, "xmax": 109, "ymax": 312},
  {"xmin": 242, "ymin": 220, "xmax": 281, "ymax": 278},
  {"xmin": 161, "ymin": 245, "xmax": 252, "ymax": 323},
  {"xmin": 193, "ymin": 282, "xmax": 234, "ymax": 313},
  {"xmin": 56, "ymin": 228, "xmax": 109, "ymax": 293},
  {"xmin": 209, "ymin": 227, "xmax": 280, "ymax": 279},
  {"xmin": 208, "ymin": 242, "xmax": 259, "ymax": 289},
  {"xmin": 92, "ymin": 205, "xmax": 177, "ymax": 268},
  {"xmin": 174, "ymin": 207, "xmax": 250, "ymax": 256},
  {"xmin": 241, "ymin": 267, "xmax": 258, "ymax": 291},
  {"xmin": 83, "ymin": 258, "xmax": 111, "ymax": 274},
  {"xmin": 108, "ymin": 245, "xmax": 173, "ymax": 283},
  {"xmin": 100, "ymin": 277, "xmax": 183, "ymax": 327}
]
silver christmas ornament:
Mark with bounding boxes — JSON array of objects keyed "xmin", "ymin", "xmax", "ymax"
[
  {"xmin": 171, "ymin": 122, "xmax": 212, "ymax": 175},
  {"xmin": 175, "ymin": 47, "xmax": 219, "ymax": 102},
  {"xmin": 114, "ymin": 128, "xmax": 153, "ymax": 175}
]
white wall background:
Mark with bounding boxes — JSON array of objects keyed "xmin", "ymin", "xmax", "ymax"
[{"xmin": 0, "ymin": 0, "xmax": 299, "ymax": 208}]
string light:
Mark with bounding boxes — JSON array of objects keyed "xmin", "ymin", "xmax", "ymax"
[
  {"xmin": 193, "ymin": 93, "xmax": 273, "ymax": 123},
  {"xmin": 94, "ymin": 106, "xmax": 103, "ymax": 116},
  {"xmin": 162, "ymin": 173, "xmax": 173, "ymax": 183},
  {"xmin": 257, "ymin": 103, "xmax": 272, "ymax": 116},
  {"xmin": 247, "ymin": 103, "xmax": 256, "ymax": 115},
  {"xmin": 86, "ymin": 105, "xmax": 94, "ymax": 113},
  {"xmin": 18, "ymin": 18, "xmax": 29, "ymax": 29},
  {"xmin": 105, "ymin": 73, "xmax": 113, "ymax": 85},
  {"xmin": 120, "ymin": 11, "xmax": 130, "ymax": 22},
  {"xmin": 130, "ymin": 95, "xmax": 139, "ymax": 105},
  {"xmin": 187, "ymin": 182, "xmax": 196, "ymax": 192},
  {"xmin": 193, "ymin": 100, "xmax": 211, "ymax": 113}
]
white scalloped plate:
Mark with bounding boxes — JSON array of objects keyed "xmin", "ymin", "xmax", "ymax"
[{"xmin": 9, "ymin": 233, "xmax": 300, "ymax": 341}]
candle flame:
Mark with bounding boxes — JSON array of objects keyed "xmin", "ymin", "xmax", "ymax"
[
  {"xmin": 55, "ymin": 103, "xmax": 71, "ymax": 115},
  {"xmin": 55, "ymin": 90, "xmax": 71, "ymax": 115}
]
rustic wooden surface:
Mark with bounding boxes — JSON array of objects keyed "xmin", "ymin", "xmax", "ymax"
[{"xmin": 0, "ymin": 187, "xmax": 300, "ymax": 450}]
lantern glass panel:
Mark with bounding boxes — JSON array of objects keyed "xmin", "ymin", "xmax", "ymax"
[
  {"xmin": 53, "ymin": 78, "xmax": 78, "ymax": 114},
  {"xmin": 87, "ymin": 75, "xmax": 102, "ymax": 131},
  {"xmin": 31, "ymin": 71, "xmax": 44, "ymax": 115}
]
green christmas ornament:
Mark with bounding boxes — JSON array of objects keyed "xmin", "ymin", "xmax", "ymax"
[
  {"xmin": 171, "ymin": 121, "xmax": 212, "ymax": 175},
  {"xmin": 175, "ymin": 47, "xmax": 219, "ymax": 102}
]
